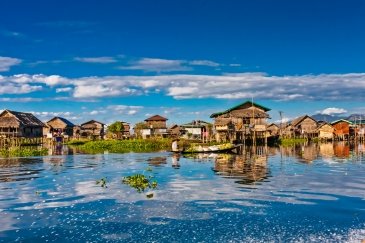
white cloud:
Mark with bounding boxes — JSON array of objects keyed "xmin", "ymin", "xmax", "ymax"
[
  {"xmin": 229, "ymin": 64, "xmax": 241, "ymax": 67},
  {"xmin": 0, "ymin": 97, "xmax": 42, "ymax": 102},
  {"xmin": 1, "ymin": 72, "xmax": 365, "ymax": 101},
  {"xmin": 128, "ymin": 110, "xmax": 138, "ymax": 115},
  {"xmin": 189, "ymin": 60, "xmax": 220, "ymax": 67},
  {"xmin": 0, "ymin": 56, "xmax": 22, "ymax": 72},
  {"xmin": 56, "ymin": 87, "xmax": 72, "ymax": 93},
  {"xmin": 74, "ymin": 56, "xmax": 117, "ymax": 63},
  {"xmin": 119, "ymin": 58, "xmax": 191, "ymax": 72},
  {"xmin": 0, "ymin": 83, "xmax": 42, "ymax": 95},
  {"xmin": 318, "ymin": 107, "xmax": 348, "ymax": 115}
]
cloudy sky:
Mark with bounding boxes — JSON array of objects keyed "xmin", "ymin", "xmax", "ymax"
[{"xmin": 1, "ymin": 0, "xmax": 365, "ymax": 126}]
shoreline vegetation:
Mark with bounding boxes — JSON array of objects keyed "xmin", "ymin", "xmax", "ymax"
[
  {"xmin": 0, "ymin": 137, "xmax": 328, "ymax": 158},
  {"xmin": 68, "ymin": 138, "xmax": 175, "ymax": 154},
  {"xmin": 0, "ymin": 147, "xmax": 48, "ymax": 158}
]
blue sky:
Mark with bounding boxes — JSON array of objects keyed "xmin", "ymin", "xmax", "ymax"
[{"xmin": 1, "ymin": 0, "xmax": 365, "ymax": 126}]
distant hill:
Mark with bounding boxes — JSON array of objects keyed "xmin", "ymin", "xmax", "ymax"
[
  {"xmin": 311, "ymin": 114, "xmax": 345, "ymax": 123},
  {"xmin": 346, "ymin": 114, "xmax": 365, "ymax": 122},
  {"xmin": 311, "ymin": 113, "xmax": 365, "ymax": 123}
]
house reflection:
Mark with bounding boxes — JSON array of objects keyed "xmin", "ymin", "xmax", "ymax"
[
  {"xmin": 296, "ymin": 144, "xmax": 319, "ymax": 163},
  {"xmin": 334, "ymin": 142, "xmax": 350, "ymax": 158},
  {"xmin": 318, "ymin": 143, "xmax": 334, "ymax": 158},
  {"xmin": 213, "ymin": 146, "xmax": 270, "ymax": 186}
]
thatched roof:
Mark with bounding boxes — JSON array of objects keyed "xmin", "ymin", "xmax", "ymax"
[
  {"xmin": 229, "ymin": 109, "xmax": 269, "ymax": 118},
  {"xmin": 81, "ymin": 120, "xmax": 105, "ymax": 127},
  {"xmin": 47, "ymin": 116, "xmax": 75, "ymax": 127},
  {"xmin": 210, "ymin": 101, "xmax": 271, "ymax": 118},
  {"xmin": 0, "ymin": 110, "xmax": 45, "ymax": 128},
  {"xmin": 214, "ymin": 119, "xmax": 231, "ymax": 126},
  {"xmin": 144, "ymin": 115, "xmax": 168, "ymax": 121},
  {"xmin": 291, "ymin": 115, "xmax": 317, "ymax": 127}
]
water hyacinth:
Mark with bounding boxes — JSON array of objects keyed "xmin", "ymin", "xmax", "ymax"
[{"xmin": 122, "ymin": 174, "xmax": 158, "ymax": 193}]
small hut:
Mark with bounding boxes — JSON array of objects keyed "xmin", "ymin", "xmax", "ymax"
[
  {"xmin": 331, "ymin": 119, "xmax": 352, "ymax": 141},
  {"xmin": 290, "ymin": 115, "xmax": 318, "ymax": 138},
  {"xmin": 317, "ymin": 122, "xmax": 334, "ymax": 141},
  {"xmin": 266, "ymin": 123, "xmax": 280, "ymax": 136},
  {"xmin": 0, "ymin": 110, "xmax": 44, "ymax": 138},
  {"xmin": 80, "ymin": 120, "xmax": 105, "ymax": 139},
  {"xmin": 168, "ymin": 124, "xmax": 183, "ymax": 138},
  {"xmin": 45, "ymin": 117, "xmax": 75, "ymax": 137}
]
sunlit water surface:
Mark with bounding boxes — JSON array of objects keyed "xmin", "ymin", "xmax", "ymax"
[{"xmin": 0, "ymin": 143, "xmax": 364, "ymax": 242}]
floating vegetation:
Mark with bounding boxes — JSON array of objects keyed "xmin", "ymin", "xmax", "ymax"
[
  {"xmin": 278, "ymin": 138, "xmax": 307, "ymax": 146},
  {"xmin": 96, "ymin": 177, "xmax": 108, "ymax": 188},
  {"xmin": 122, "ymin": 173, "xmax": 158, "ymax": 195},
  {"xmin": 0, "ymin": 147, "xmax": 48, "ymax": 158},
  {"xmin": 71, "ymin": 138, "xmax": 173, "ymax": 154}
]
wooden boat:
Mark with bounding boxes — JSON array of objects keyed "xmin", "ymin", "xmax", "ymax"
[{"xmin": 177, "ymin": 143, "xmax": 242, "ymax": 154}]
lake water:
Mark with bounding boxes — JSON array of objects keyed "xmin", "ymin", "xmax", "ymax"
[{"xmin": 0, "ymin": 143, "xmax": 364, "ymax": 242}]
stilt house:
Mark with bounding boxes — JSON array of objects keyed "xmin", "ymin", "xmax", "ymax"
[
  {"xmin": 210, "ymin": 101, "xmax": 271, "ymax": 142},
  {"xmin": 0, "ymin": 110, "xmax": 44, "ymax": 138}
]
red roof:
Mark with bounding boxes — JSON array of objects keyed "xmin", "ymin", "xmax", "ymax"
[{"xmin": 144, "ymin": 115, "xmax": 168, "ymax": 121}]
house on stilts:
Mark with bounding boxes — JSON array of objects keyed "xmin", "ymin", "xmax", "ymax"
[
  {"xmin": 210, "ymin": 101, "xmax": 271, "ymax": 143},
  {"xmin": 0, "ymin": 110, "xmax": 45, "ymax": 138}
]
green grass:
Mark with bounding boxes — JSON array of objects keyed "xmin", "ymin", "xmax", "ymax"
[
  {"xmin": 72, "ymin": 138, "xmax": 174, "ymax": 154},
  {"xmin": 0, "ymin": 147, "xmax": 48, "ymax": 157},
  {"xmin": 278, "ymin": 138, "xmax": 307, "ymax": 146}
]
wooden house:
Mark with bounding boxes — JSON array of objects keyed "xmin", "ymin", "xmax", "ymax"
[
  {"xmin": 142, "ymin": 115, "xmax": 168, "ymax": 138},
  {"xmin": 45, "ymin": 117, "xmax": 75, "ymax": 137},
  {"xmin": 316, "ymin": 122, "xmax": 334, "ymax": 140},
  {"xmin": 80, "ymin": 120, "xmax": 105, "ymax": 139},
  {"xmin": 331, "ymin": 119, "xmax": 352, "ymax": 140},
  {"xmin": 281, "ymin": 123, "xmax": 294, "ymax": 138},
  {"xmin": 121, "ymin": 122, "xmax": 131, "ymax": 138},
  {"xmin": 168, "ymin": 124, "xmax": 182, "ymax": 138},
  {"xmin": 210, "ymin": 101, "xmax": 271, "ymax": 143},
  {"xmin": 290, "ymin": 115, "xmax": 318, "ymax": 138},
  {"xmin": 0, "ymin": 110, "xmax": 44, "ymax": 138},
  {"xmin": 180, "ymin": 120, "xmax": 212, "ymax": 141},
  {"xmin": 266, "ymin": 123, "xmax": 280, "ymax": 136}
]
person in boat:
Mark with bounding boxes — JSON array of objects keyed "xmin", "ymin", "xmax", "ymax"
[{"xmin": 171, "ymin": 138, "xmax": 179, "ymax": 152}]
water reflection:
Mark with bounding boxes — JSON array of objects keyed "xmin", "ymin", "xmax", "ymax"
[
  {"xmin": 0, "ymin": 158, "xmax": 42, "ymax": 183},
  {"xmin": 213, "ymin": 146, "xmax": 270, "ymax": 186},
  {"xmin": 0, "ymin": 144, "xmax": 364, "ymax": 242},
  {"xmin": 171, "ymin": 153, "xmax": 181, "ymax": 169},
  {"xmin": 147, "ymin": 156, "xmax": 167, "ymax": 167}
]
